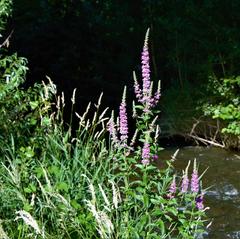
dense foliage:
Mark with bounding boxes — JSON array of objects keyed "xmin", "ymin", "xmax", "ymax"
[{"xmin": 203, "ymin": 76, "xmax": 240, "ymax": 136}]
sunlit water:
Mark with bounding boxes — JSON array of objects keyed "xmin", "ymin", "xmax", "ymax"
[{"xmin": 158, "ymin": 146, "xmax": 240, "ymax": 239}]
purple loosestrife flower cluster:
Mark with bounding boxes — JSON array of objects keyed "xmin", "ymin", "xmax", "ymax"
[
  {"xmin": 181, "ymin": 164, "xmax": 190, "ymax": 193},
  {"xmin": 133, "ymin": 72, "xmax": 142, "ymax": 101},
  {"xmin": 107, "ymin": 111, "xmax": 119, "ymax": 145},
  {"xmin": 167, "ymin": 176, "xmax": 176, "ymax": 199},
  {"xmin": 134, "ymin": 28, "xmax": 161, "ymax": 112},
  {"xmin": 119, "ymin": 87, "xmax": 128, "ymax": 142},
  {"xmin": 141, "ymin": 142, "xmax": 150, "ymax": 165},
  {"xmin": 191, "ymin": 160, "xmax": 199, "ymax": 193},
  {"xmin": 181, "ymin": 174, "xmax": 189, "ymax": 193},
  {"xmin": 141, "ymin": 34, "xmax": 151, "ymax": 96},
  {"xmin": 196, "ymin": 194, "xmax": 204, "ymax": 210}
]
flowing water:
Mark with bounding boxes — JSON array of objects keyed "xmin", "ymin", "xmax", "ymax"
[{"xmin": 158, "ymin": 146, "xmax": 240, "ymax": 239}]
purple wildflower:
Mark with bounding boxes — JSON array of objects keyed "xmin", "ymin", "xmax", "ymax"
[
  {"xmin": 152, "ymin": 154, "xmax": 158, "ymax": 161},
  {"xmin": 181, "ymin": 174, "xmax": 189, "ymax": 193},
  {"xmin": 119, "ymin": 87, "xmax": 128, "ymax": 142},
  {"xmin": 181, "ymin": 161, "xmax": 190, "ymax": 193},
  {"xmin": 142, "ymin": 142, "xmax": 150, "ymax": 165},
  {"xmin": 141, "ymin": 45, "xmax": 151, "ymax": 95},
  {"xmin": 133, "ymin": 29, "xmax": 161, "ymax": 111},
  {"xmin": 196, "ymin": 194, "xmax": 204, "ymax": 210},
  {"xmin": 107, "ymin": 112, "xmax": 119, "ymax": 144},
  {"xmin": 133, "ymin": 71, "xmax": 142, "ymax": 101},
  {"xmin": 191, "ymin": 160, "xmax": 199, "ymax": 193},
  {"xmin": 167, "ymin": 176, "xmax": 176, "ymax": 199}
]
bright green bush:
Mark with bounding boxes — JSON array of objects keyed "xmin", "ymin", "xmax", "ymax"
[
  {"xmin": 0, "ymin": 53, "xmax": 56, "ymax": 153},
  {"xmin": 202, "ymin": 76, "xmax": 240, "ymax": 136},
  {"xmin": 0, "ymin": 0, "xmax": 12, "ymax": 31}
]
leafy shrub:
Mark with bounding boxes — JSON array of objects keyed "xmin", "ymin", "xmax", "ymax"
[
  {"xmin": 0, "ymin": 53, "xmax": 56, "ymax": 153},
  {"xmin": 202, "ymin": 76, "xmax": 240, "ymax": 136},
  {"xmin": 0, "ymin": 0, "xmax": 12, "ymax": 31}
]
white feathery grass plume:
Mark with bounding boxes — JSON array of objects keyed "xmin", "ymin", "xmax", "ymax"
[
  {"xmin": 130, "ymin": 129, "xmax": 138, "ymax": 147},
  {"xmin": 85, "ymin": 201, "xmax": 104, "ymax": 238},
  {"xmin": 171, "ymin": 149, "xmax": 179, "ymax": 162},
  {"xmin": 85, "ymin": 119, "xmax": 90, "ymax": 130},
  {"xmin": 15, "ymin": 210, "xmax": 43, "ymax": 237},
  {"xmin": 71, "ymin": 88, "xmax": 77, "ymax": 104},
  {"xmin": 98, "ymin": 211, "xmax": 114, "ymax": 235},
  {"xmin": 76, "ymin": 102, "xmax": 92, "ymax": 125},
  {"xmin": 109, "ymin": 180, "xmax": 121, "ymax": 209},
  {"xmin": 2, "ymin": 161, "xmax": 20, "ymax": 187},
  {"xmin": 92, "ymin": 112, "xmax": 97, "ymax": 125},
  {"xmin": 30, "ymin": 193, "xmax": 36, "ymax": 206},
  {"xmin": 98, "ymin": 184, "xmax": 110, "ymax": 208},
  {"xmin": 82, "ymin": 174, "xmax": 96, "ymax": 204},
  {"xmin": 96, "ymin": 125, "xmax": 105, "ymax": 139},
  {"xmin": 99, "ymin": 107, "xmax": 109, "ymax": 120},
  {"xmin": 46, "ymin": 75, "xmax": 57, "ymax": 95},
  {"xmin": 42, "ymin": 166, "xmax": 53, "ymax": 192},
  {"xmin": 41, "ymin": 80, "xmax": 48, "ymax": 100},
  {"xmin": 85, "ymin": 201, "xmax": 114, "ymax": 238},
  {"xmin": 34, "ymin": 176, "xmax": 53, "ymax": 207},
  {"xmin": 96, "ymin": 92, "xmax": 103, "ymax": 108},
  {"xmin": 150, "ymin": 116, "xmax": 158, "ymax": 132},
  {"xmin": 154, "ymin": 125, "xmax": 160, "ymax": 143},
  {"xmin": 61, "ymin": 92, "xmax": 65, "ymax": 108}
]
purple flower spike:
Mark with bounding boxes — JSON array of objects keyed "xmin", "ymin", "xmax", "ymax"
[
  {"xmin": 119, "ymin": 87, "xmax": 128, "ymax": 142},
  {"xmin": 196, "ymin": 194, "xmax": 204, "ymax": 210},
  {"xmin": 181, "ymin": 174, "xmax": 189, "ymax": 193},
  {"xmin": 167, "ymin": 176, "xmax": 176, "ymax": 199},
  {"xmin": 107, "ymin": 111, "xmax": 119, "ymax": 145},
  {"xmin": 181, "ymin": 161, "xmax": 190, "ymax": 193},
  {"xmin": 142, "ymin": 142, "xmax": 150, "ymax": 165},
  {"xmin": 142, "ymin": 47, "xmax": 151, "ymax": 96},
  {"xmin": 133, "ymin": 71, "xmax": 142, "ymax": 101},
  {"xmin": 141, "ymin": 30, "xmax": 152, "ymax": 114},
  {"xmin": 152, "ymin": 81, "xmax": 161, "ymax": 107},
  {"xmin": 133, "ymin": 29, "xmax": 161, "ymax": 111},
  {"xmin": 191, "ymin": 160, "xmax": 199, "ymax": 193}
]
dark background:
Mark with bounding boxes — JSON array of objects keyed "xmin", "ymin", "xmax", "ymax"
[{"xmin": 5, "ymin": 0, "xmax": 240, "ymax": 131}]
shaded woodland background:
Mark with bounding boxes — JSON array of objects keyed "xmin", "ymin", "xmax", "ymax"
[{"xmin": 4, "ymin": 0, "xmax": 240, "ymax": 134}]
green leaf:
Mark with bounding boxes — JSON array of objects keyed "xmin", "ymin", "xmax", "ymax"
[{"xmin": 56, "ymin": 182, "xmax": 69, "ymax": 192}]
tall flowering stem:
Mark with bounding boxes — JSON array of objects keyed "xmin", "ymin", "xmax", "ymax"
[
  {"xmin": 167, "ymin": 175, "xmax": 176, "ymax": 199},
  {"xmin": 181, "ymin": 161, "xmax": 190, "ymax": 193},
  {"xmin": 191, "ymin": 159, "xmax": 199, "ymax": 193},
  {"xmin": 119, "ymin": 86, "xmax": 128, "ymax": 143},
  {"xmin": 141, "ymin": 142, "xmax": 150, "ymax": 166},
  {"xmin": 133, "ymin": 28, "xmax": 161, "ymax": 113},
  {"xmin": 133, "ymin": 71, "xmax": 142, "ymax": 101},
  {"xmin": 141, "ymin": 28, "xmax": 151, "ymax": 97},
  {"xmin": 107, "ymin": 111, "xmax": 119, "ymax": 145}
]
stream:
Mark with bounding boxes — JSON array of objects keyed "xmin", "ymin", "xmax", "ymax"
[{"xmin": 158, "ymin": 146, "xmax": 240, "ymax": 239}]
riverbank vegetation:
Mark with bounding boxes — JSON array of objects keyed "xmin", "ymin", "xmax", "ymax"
[
  {"xmin": 1, "ymin": 0, "xmax": 240, "ymax": 237},
  {"xmin": 0, "ymin": 2, "xmax": 208, "ymax": 237}
]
